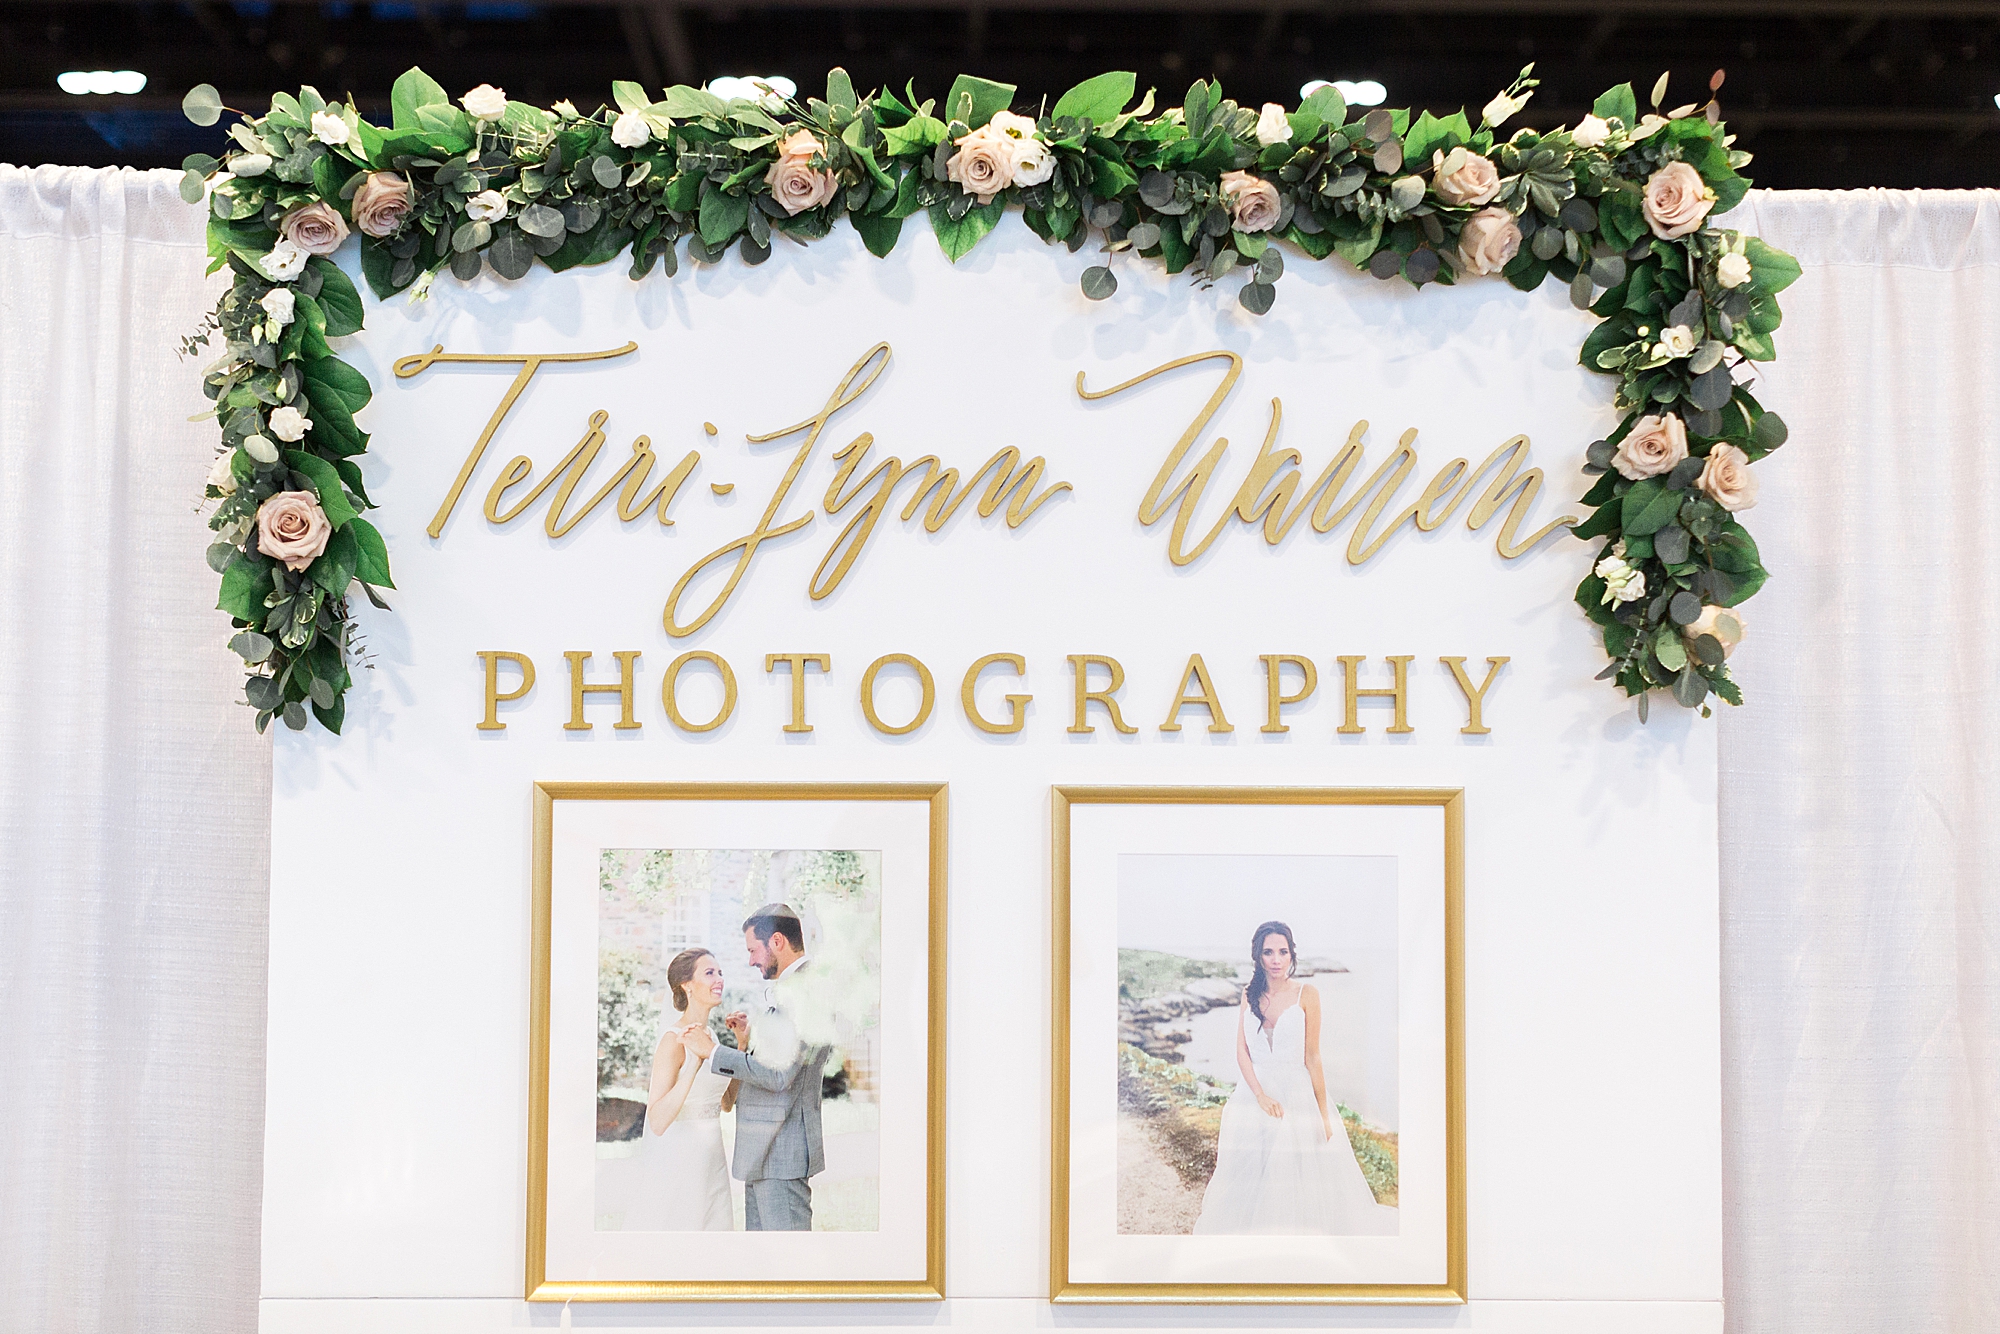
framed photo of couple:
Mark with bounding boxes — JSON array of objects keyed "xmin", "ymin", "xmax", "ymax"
[
  {"xmin": 527, "ymin": 781, "xmax": 947, "ymax": 1301},
  {"xmin": 1052, "ymin": 786, "xmax": 1467, "ymax": 1303}
]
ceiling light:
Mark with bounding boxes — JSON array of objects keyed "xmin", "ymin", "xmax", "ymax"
[
  {"xmin": 58, "ymin": 70, "xmax": 147, "ymax": 95},
  {"xmin": 1302, "ymin": 78, "xmax": 1387, "ymax": 108},
  {"xmin": 706, "ymin": 75, "xmax": 797, "ymax": 103}
]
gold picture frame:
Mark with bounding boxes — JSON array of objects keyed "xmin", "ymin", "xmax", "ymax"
[
  {"xmin": 527, "ymin": 781, "xmax": 949, "ymax": 1302},
  {"xmin": 1050, "ymin": 785, "xmax": 1466, "ymax": 1303}
]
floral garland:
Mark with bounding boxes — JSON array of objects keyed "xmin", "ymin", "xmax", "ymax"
[{"xmin": 179, "ymin": 64, "xmax": 1794, "ymax": 733}]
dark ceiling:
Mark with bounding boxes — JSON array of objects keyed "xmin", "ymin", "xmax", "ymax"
[{"xmin": 3, "ymin": 0, "xmax": 1997, "ymax": 187}]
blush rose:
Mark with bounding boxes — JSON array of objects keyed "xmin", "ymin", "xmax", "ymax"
[
  {"xmin": 351, "ymin": 172, "xmax": 412, "ymax": 238},
  {"xmin": 280, "ymin": 200, "xmax": 349, "ymax": 256},
  {"xmin": 1696, "ymin": 443, "xmax": 1758, "ymax": 511},
  {"xmin": 1643, "ymin": 161, "xmax": 1717, "ymax": 240},
  {"xmin": 256, "ymin": 491, "xmax": 333, "ymax": 571},
  {"xmin": 1432, "ymin": 151, "xmax": 1500, "ymax": 207},
  {"xmin": 1455, "ymin": 207, "xmax": 1521, "ymax": 275},
  {"xmin": 1613, "ymin": 413, "xmax": 1690, "ymax": 480},
  {"xmin": 1219, "ymin": 170, "xmax": 1281, "ymax": 233},
  {"xmin": 764, "ymin": 130, "xmax": 840, "ymax": 215}
]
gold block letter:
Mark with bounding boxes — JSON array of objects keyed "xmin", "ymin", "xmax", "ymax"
[
  {"xmin": 1441, "ymin": 656, "xmax": 1509, "ymax": 735},
  {"xmin": 564, "ymin": 650, "xmax": 641, "ymax": 731},
  {"xmin": 860, "ymin": 654, "xmax": 936, "ymax": 736},
  {"xmin": 663, "ymin": 651, "xmax": 738, "ymax": 733},
  {"xmin": 962, "ymin": 653, "xmax": 1030, "ymax": 735},
  {"xmin": 1067, "ymin": 655, "xmax": 1138, "ymax": 735},
  {"xmin": 1337, "ymin": 655, "xmax": 1415, "ymax": 735},
  {"xmin": 1160, "ymin": 654, "xmax": 1234, "ymax": 733},
  {"xmin": 1259, "ymin": 654, "xmax": 1318, "ymax": 733},
  {"xmin": 764, "ymin": 653, "xmax": 831, "ymax": 734},
  {"xmin": 476, "ymin": 651, "xmax": 535, "ymax": 731}
]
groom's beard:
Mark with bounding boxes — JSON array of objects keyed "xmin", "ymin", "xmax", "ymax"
[{"xmin": 760, "ymin": 959, "xmax": 780, "ymax": 979}]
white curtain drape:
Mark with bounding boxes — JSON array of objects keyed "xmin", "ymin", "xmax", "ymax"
[
  {"xmin": 0, "ymin": 165, "xmax": 267, "ymax": 1334},
  {"xmin": 1, "ymin": 170, "xmax": 1994, "ymax": 1333},
  {"xmin": 1717, "ymin": 189, "xmax": 2000, "ymax": 1332}
]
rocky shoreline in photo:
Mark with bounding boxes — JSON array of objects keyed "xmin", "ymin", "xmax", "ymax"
[{"xmin": 1118, "ymin": 957, "xmax": 1348, "ymax": 1064}]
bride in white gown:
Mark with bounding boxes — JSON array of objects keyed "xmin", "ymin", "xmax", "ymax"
[
  {"xmin": 1195, "ymin": 921, "xmax": 1397, "ymax": 1236},
  {"xmin": 619, "ymin": 948, "xmax": 738, "ymax": 1231}
]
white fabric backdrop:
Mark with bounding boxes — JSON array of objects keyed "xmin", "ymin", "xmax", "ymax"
[
  {"xmin": 1, "ymin": 167, "xmax": 1994, "ymax": 1333},
  {"xmin": 1719, "ymin": 189, "xmax": 2000, "ymax": 1332},
  {"xmin": 0, "ymin": 165, "xmax": 267, "ymax": 1334}
]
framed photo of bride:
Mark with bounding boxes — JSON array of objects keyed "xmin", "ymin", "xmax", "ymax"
[
  {"xmin": 527, "ymin": 781, "xmax": 947, "ymax": 1301},
  {"xmin": 1051, "ymin": 786, "xmax": 1465, "ymax": 1303}
]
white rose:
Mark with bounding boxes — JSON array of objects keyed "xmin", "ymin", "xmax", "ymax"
[
  {"xmin": 465, "ymin": 190, "xmax": 508, "ymax": 223},
  {"xmin": 463, "ymin": 84, "xmax": 508, "ymax": 121},
  {"xmin": 259, "ymin": 287, "xmax": 296, "ymax": 325},
  {"xmin": 1254, "ymin": 102, "xmax": 1293, "ymax": 146},
  {"xmin": 309, "ymin": 109, "xmax": 350, "ymax": 147},
  {"xmin": 1717, "ymin": 252, "xmax": 1752, "ymax": 289},
  {"xmin": 1655, "ymin": 324, "xmax": 1698, "ymax": 359},
  {"xmin": 1571, "ymin": 115, "xmax": 1611, "ymax": 150},
  {"xmin": 1683, "ymin": 605, "xmax": 1746, "ymax": 656},
  {"xmin": 243, "ymin": 434, "xmax": 280, "ymax": 464},
  {"xmin": 611, "ymin": 110, "xmax": 651, "ymax": 149},
  {"xmin": 1482, "ymin": 91, "xmax": 1530, "ymax": 128},
  {"xmin": 1594, "ymin": 552, "xmax": 1647, "ymax": 605},
  {"xmin": 229, "ymin": 153, "xmax": 272, "ymax": 177},
  {"xmin": 259, "ymin": 238, "xmax": 307, "ymax": 281},
  {"xmin": 207, "ymin": 453, "xmax": 238, "ymax": 494},
  {"xmin": 267, "ymin": 406, "xmax": 310, "ymax": 442},
  {"xmin": 1010, "ymin": 135, "xmax": 1056, "ymax": 187}
]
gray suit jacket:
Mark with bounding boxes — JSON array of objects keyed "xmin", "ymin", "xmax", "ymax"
[{"xmin": 709, "ymin": 965, "xmax": 828, "ymax": 1182}]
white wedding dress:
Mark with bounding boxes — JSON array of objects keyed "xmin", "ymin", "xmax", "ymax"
[
  {"xmin": 619, "ymin": 1038, "xmax": 734, "ymax": 1231},
  {"xmin": 1193, "ymin": 1000, "xmax": 1398, "ymax": 1235}
]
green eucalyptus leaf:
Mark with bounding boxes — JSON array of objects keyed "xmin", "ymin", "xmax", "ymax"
[{"xmin": 182, "ymin": 83, "xmax": 223, "ymax": 127}]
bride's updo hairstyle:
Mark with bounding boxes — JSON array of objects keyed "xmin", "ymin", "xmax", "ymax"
[
  {"xmin": 666, "ymin": 948, "xmax": 712, "ymax": 1012},
  {"xmin": 1246, "ymin": 920, "xmax": 1298, "ymax": 1023}
]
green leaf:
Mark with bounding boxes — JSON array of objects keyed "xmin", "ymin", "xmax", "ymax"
[
  {"xmin": 1621, "ymin": 477, "xmax": 1681, "ymax": 536},
  {"xmin": 944, "ymin": 74, "xmax": 1016, "ymax": 129},
  {"xmin": 310, "ymin": 523, "xmax": 360, "ymax": 595},
  {"xmin": 1708, "ymin": 527, "xmax": 1762, "ymax": 574},
  {"xmin": 306, "ymin": 257, "xmax": 364, "ymax": 336},
  {"xmin": 612, "ymin": 80, "xmax": 650, "ymax": 114},
  {"xmin": 826, "ymin": 67, "xmax": 857, "ymax": 112},
  {"xmin": 1332, "ymin": 217, "xmax": 1382, "ymax": 268},
  {"xmin": 1300, "ymin": 83, "xmax": 1347, "ymax": 134},
  {"xmin": 347, "ymin": 517, "xmax": 395, "ymax": 588},
  {"xmin": 390, "ymin": 67, "xmax": 451, "ymax": 130},
  {"xmin": 698, "ymin": 185, "xmax": 750, "ymax": 246},
  {"xmin": 284, "ymin": 451, "xmax": 359, "ymax": 528},
  {"xmin": 1592, "ymin": 83, "xmax": 1638, "ymax": 126},
  {"xmin": 182, "ymin": 83, "xmax": 223, "ymax": 127},
  {"xmin": 1655, "ymin": 625, "xmax": 1688, "ymax": 673},
  {"xmin": 851, "ymin": 210, "xmax": 905, "ymax": 258},
  {"xmin": 1080, "ymin": 265, "xmax": 1117, "ymax": 300},
  {"xmin": 929, "ymin": 198, "xmax": 1003, "ymax": 262},
  {"xmin": 882, "ymin": 116, "xmax": 946, "ymax": 155},
  {"xmin": 303, "ymin": 356, "xmax": 372, "ymax": 414},
  {"xmin": 1572, "ymin": 502, "xmax": 1622, "ymax": 541},
  {"xmin": 1743, "ymin": 236, "xmax": 1801, "ymax": 296},
  {"xmin": 1051, "ymin": 71, "xmax": 1135, "ymax": 124},
  {"xmin": 1400, "ymin": 110, "xmax": 1454, "ymax": 169},
  {"xmin": 217, "ymin": 555, "xmax": 271, "ymax": 620}
]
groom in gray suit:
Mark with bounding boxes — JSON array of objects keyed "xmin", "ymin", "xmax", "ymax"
[{"xmin": 688, "ymin": 904, "xmax": 826, "ymax": 1231}]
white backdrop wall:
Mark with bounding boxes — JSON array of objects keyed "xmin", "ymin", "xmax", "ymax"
[{"xmin": 1, "ymin": 167, "xmax": 1995, "ymax": 1334}]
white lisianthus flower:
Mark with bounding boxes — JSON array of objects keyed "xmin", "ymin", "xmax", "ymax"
[
  {"xmin": 1482, "ymin": 91, "xmax": 1530, "ymax": 128},
  {"xmin": 611, "ymin": 110, "xmax": 651, "ymax": 149},
  {"xmin": 229, "ymin": 153, "xmax": 272, "ymax": 177},
  {"xmin": 1654, "ymin": 324, "xmax": 1698, "ymax": 359},
  {"xmin": 242, "ymin": 434, "xmax": 281, "ymax": 464},
  {"xmin": 309, "ymin": 110, "xmax": 350, "ymax": 147},
  {"xmin": 1717, "ymin": 252, "xmax": 1752, "ymax": 289},
  {"xmin": 465, "ymin": 190, "xmax": 508, "ymax": 222},
  {"xmin": 1254, "ymin": 102, "xmax": 1293, "ymax": 146},
  {"xmin": 1571, "ymin": 114, "xmax": 1612, "ymax": 149},
  {"xmin": 1011, "ymin": 135, "xmax": 1057, "ymax": 187},
  {"xmin": 207, "ymin": 452, "xmax": 238, "ymax": 494},
  {"xmin": 408, "ymin": 270, "xmax": 436, "ymax": 302},
  {"xmin": 1595, "ymin": 546, "xmax": 1647, "ymax": 605},
  {"xmin": 266, "ymin": 406, "xmax": 311, "ymax": 442},
  {"xmin": 259, "ymin": 287, "xmax": 296, "ymax": 325},
  {"xmin": 462, "ymin": 84, "xmax": 508, "ymax": 121},
  {"xmin": 259, "ymin": 238, "xmax": 307, "ymax": 281}
]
